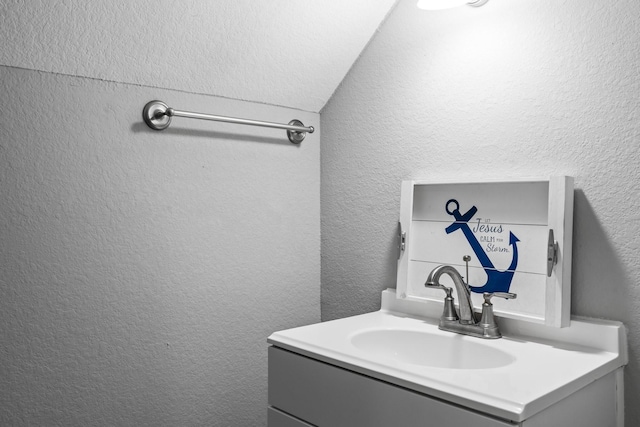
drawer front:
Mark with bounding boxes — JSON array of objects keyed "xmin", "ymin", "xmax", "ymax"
[
  {"xmin": 268, "ymin": 346, "xmax": 514, "ymax": 427},
  {"xmin": 268, "ymin": 407, "xmax": 314, "ymax": 427}
]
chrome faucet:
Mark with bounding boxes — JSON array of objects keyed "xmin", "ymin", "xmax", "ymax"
[{"xmin": 425, "ymin": 265, "xmax": 516, "ymax": 339}]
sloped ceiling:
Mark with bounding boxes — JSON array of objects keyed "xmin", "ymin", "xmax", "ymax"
[{"xmin": 0, "ymin": 0, "xmax": 398, "ymax": 112}]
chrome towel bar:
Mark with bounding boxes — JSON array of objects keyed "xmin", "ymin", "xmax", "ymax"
[{"xmin": 142, "ymin": 100, "xmax": 314, "ymax": 144}]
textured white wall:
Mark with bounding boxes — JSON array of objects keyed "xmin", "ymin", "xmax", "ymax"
[
  {"xmin": 0, "ymin": 66, "xmax": 320, "ymax": 425},
  {"xmin": 0, "ymin": 0, "xmax": 396, "ymax": 112},
  {"xmin": 321, "ymin": 0, "xmax": 640, "ymax": 425}
]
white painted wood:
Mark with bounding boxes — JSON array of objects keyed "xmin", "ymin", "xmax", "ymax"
[
  {"xmin": 407, "ymin": 261, "xmax": 547, "ymax": 321},
  {"xmin": 268, "ymin": 407, "xmax": 314, "ymax": 427},
  {"xmin": 411, "ymin": 181, "xmax": 549, "ymax": 224},
  {"xmin": 396, "ymin": 180, "xmax": 415, "ymax": 299},
  {"xmin": 396, "ymin": 177, "xmax": 573, "ymax": 327},
  {"xmin": 545, "ymin": 175, "xmax": 574, "ymax": 327},
  {"xmin": 410, "ymin": 221, "xmax": 548, "ymax": 274},
  {"xmin": 269, "ymin": 346, "xmax": 514, "ymax": 427},
  {"xmin": 521, "ymin": 371, "xmax": 618, "ymax": 427},
  {"xmin": 616, "ymin": 368, "xmax": 625, "ymax": 427}
]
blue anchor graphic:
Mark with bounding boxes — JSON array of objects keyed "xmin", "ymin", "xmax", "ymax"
[{"xmin": 444, "ymin": 199, "xmax": 519, "ymax": 294}]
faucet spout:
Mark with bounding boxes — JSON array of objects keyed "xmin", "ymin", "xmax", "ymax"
[{"xmin": 426, "ymin": 265, "xmax": 476, "ymax": 324}]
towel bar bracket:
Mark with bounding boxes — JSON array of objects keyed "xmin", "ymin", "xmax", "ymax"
[
  {"xmin": 143, "ymin": 100, "xmax": 172, "ymax": 131},
  {"xmin": 286, "ymin": 120, "xmax": 307, "ymax": 144}
]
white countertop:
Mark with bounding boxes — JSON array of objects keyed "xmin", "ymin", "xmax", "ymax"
[{"xmin": 268, "ymin": 289, "xmax": 627, "ymax": 422}]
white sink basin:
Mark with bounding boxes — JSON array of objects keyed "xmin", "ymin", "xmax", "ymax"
[{"xmin": 350, "ymin": 329, "xmax": 515, "ymax": 369}]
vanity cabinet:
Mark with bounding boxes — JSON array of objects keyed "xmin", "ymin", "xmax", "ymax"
[{"xmin": 268, "ymin": 346, "xmax": 621, "ymax": 427}]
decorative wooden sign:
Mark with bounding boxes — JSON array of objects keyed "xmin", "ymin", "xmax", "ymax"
[{"xmin": 396, "ymin": 177, "xmax": 574, "ymax": 327}]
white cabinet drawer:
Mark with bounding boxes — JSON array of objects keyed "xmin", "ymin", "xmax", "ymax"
[{"xmin": 268, "ymin": 346, "xmax": 513, "ymax": 427}]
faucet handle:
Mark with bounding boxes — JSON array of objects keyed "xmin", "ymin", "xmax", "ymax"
[
  {"xmin": 479, "ymin": 292, "xmax": 516, "ymax": 339},
  {"xmin": 425, "ymin": 283, "xmax": 454, "ymax": 299},
  {"xmin": 425, "ymin": 283, "xmax": 459, "ymax": 321},
  {"xmin": 483, "ymin": 292, "xmax": 517, "ymax": 302},
  {"xmin": 425, "ymin": 281, "xmax": 448, "ymax": 292}
]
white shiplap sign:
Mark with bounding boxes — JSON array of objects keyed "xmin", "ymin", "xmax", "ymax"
[{"xmin": 397, "ymin": 177, "xmax": 574, "ymax": 327}]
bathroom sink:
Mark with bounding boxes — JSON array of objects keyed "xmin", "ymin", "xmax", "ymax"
[
  {"xmin": 268, "ymin": 289, "xmax": 627, "ymax": 421},
  {"xmin": 350, "ymin": 329, "xmax": 514, "ymax": 369}
]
